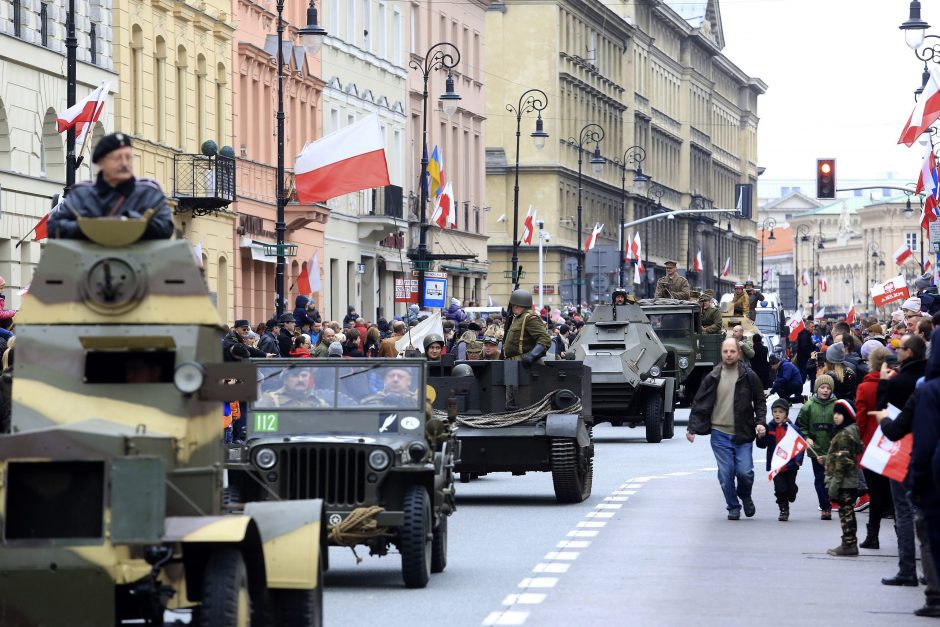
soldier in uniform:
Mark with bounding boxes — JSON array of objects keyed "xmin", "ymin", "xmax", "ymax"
[
  {"xmin": 258, "ymin": 368, "xmax": 327, "ymax": 408},
  {"xmin": 699, "ymin": 293, "xmax": 723, "ymax": 334},
  {"xmin": 655, "ymin": 261, "xmax": 691, "ymax": 300},
  {"xmin": 731, "ymin": 283, "xmax": 750, "ymax": 317},
  {"xmin": 744, "ymin": 280, "xmax": 764, "ymax": 321},
  {"xmin": 423, "ymin": 334, "xmax": 445, "ymax": 360},
  {"xmin": 611, "ymin": 288, "xmax": 636, "ymax": 306},
  {"xmin": 480, "ymin": 336, "xmax": 501, "ymax": 360},
  {"xmin": 502, "ymin": 289, "xmax": 552, "ymax": 366},
  {"xmin": 49, "ymin": 133, "xmax": 175, "ymax": 240},
  {"xmin": 363, "ymin": 367, "xmax": 418, "ymax": 405}
]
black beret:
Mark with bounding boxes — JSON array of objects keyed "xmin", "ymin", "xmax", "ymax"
[{"xmin": 92, "ymin": 132, "xmax": 133, "ymax": 163}]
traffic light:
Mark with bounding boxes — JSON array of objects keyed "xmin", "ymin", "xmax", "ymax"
[{"xmin": 816, "ymin": 158, "xmax": 836, "ymax": 199}]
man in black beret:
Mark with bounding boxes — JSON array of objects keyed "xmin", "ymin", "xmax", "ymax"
[
  {"xmin": 258, "ymin": 318, "xmax": 281, "ymax": 356},
  {"xmin": 49, "ymin": 132, "xmax": 175, "ymax": 240}
]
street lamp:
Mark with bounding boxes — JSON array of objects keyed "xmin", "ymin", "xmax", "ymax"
[
  {"xmin": 273, "ymin": 0, "xmax": 327, "ymax": 317},
  {"xmin": 612, "ymin": 146, "xmax": 648, "ymax": 288},
  {"xmin": 900, "ymin": 1, "xmax": 931, "ymax": 51},
  {"xmin": 758, "ymin": 218, "xmax": 776, "ymax": 291},
  {"xmin": 297, "ymin": 0, "xmax": 328, "ymax": 55},
  {"xmin": 409, "ymin": 43, "xmax": 461, "ymax": 307},
  {"xmin": 507, "ymin": 88, "xmax": 549, "ymax": 287},
  {"xmin": 63, "ymin": 0, "xmax": 77, "ymax": 193},
  {"xmin": 566, "ymin": 123, "xmax": 605, "ymax": 313}
]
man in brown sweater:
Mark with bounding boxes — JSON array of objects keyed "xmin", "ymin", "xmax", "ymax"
[{"xmin": 378, "ymin": 320, "xmax": 406, "ymax": 357}]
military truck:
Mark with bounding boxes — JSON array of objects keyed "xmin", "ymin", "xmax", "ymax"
[
  {"xmin": 0, "ymin": 218, "xmax": 325, "ymax": 626},
  {"xmin": 571, "ymin": 303, "xmax": 675, "ymax": 442},
  {"xmin": 427, "ymin": 359, "xmax": 593, "ymax": 503},
  {"xmin": 227, "ymin": 359, "xmax": 455, "ymax": 589}
]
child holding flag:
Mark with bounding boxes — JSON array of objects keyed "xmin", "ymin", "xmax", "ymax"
[
  {"xmin": 825, "ymin": 400, "xmax": 863, "ymax": 556},
  {"xmin": 756, "ymin": 398, "xmax": 805, "ymax": 521}
]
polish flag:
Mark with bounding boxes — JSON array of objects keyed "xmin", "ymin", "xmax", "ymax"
[
  {"xmin": 861, "ymin": 421, "xmax": 912, "ymax": 482},
  {"xmin": 899, "ymin": 65, "xmax": 940, "ymax": 147},
  {"xmin": 926, "ymin": 259, "xmax": 934, "ymax": 275},
  {"xmin": 818, "ymin": 277, "xmax": 828, "ymax": 292},
  {"xmin": 431, "ymin": 182, "xmax": 456, "ymax": 228},
  {"xmin": 768, "ymin": 425, "xmax": 808, "ymax": 480},
  {"xmin": 787, "ymin": 310, "xmax": 805, "ymax": 342},
  {"xmin": 814, "ymin": 306, "xmax": 827, "ymax": 319},
  {"xmin": 57, "ymin": 81, "xmax": 110, "ymax": 145},
  {"xmin": 721, "ymin": 257, "xmax": 731, "ymax": 277},
  {"xmin": 894, "ymin": 243, "xmax": 914, "ymax": 266},
  {"xmin": 631, "ymin": 233, "xmax": 643, "ymax": 271},
  {"xmin": 294, "ymin": 114, "xmax": 390, "ymax": 204},
  {"xmin": 693, "ymin": 251, "xmax": 703, "ymax": 272},
  {"xmin": 192, "ymin": 241, "xmax": 204, "ymax": 269},
  {"xmin": 585, "ymin": 223, "xmax": 603, "ymax": 253},
  {"xmin": 634, "ymin": 262, "xmax": 642, "ymax": 285},
  {"xmin": 521, "ymin": 206, "xmax": 536, "ymax": 245},
  {"xmin": 801, "ymin": 270, "xmax": 810, "ymax": 286},
  {"xmin": 846, "ymin": 304, "xmax": 856, "ymax": 324}
]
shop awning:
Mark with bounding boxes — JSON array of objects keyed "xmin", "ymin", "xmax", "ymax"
[
  {"xmin": 378, "ymin": 256, "xmax": 407, "ymax": 273},
  {"xmin": 240, "ymin": 237, "xmax": 277, "ymax": 264}
]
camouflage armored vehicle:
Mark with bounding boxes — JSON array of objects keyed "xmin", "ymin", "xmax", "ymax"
[
  {"xmin": 571, "ymin": 303, "xmax": 675, "ymax": 442},
  {"xmin": 427, "ymin": 359, "xmax": 593, "ymax": 503},
  {"xmin": 0, "ymin": 219, "xmax": 325, "ymax": 626},
  {"xmin": 227, "ymin": 359, "xmax": 455, "ymax": 589}
]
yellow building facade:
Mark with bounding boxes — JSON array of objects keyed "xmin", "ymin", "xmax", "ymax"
[{"xmin": 112, "ymin": 0, "xmax": 236, "ymax": 322}]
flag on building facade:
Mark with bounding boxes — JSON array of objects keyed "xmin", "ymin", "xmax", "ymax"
[
  {"xmin": 428, "ymin": 145, "xmax": 444, "ymax": 197},
  {"xmin": 431, "ymin": 182, "xmax": 455, "ymax": 228},
  {"xmin": 57, "ymin": 81, "xmax": 110, "ymax": 145},
  {"xmin": 899, "ymin": 65, "xmax": 940, "ymax": 147},
  {"xmin": 894, "ymin": 243, "xmax": 914, "ymax": 266},
  {"xmin": 693, "ymin": 250, "xmax": 703, "ymax": 272},
  {"xmin": 721, "ymin": 257, "xmax": 731, "ymax": 277},
  {"xmin": 631, "ymin": 233, "xmax": 643, "ymax": 272},
  {"xmin": 818, "ymin": 277, "xmax": 828, "ymax": 292},
  {"xmin": 294, "ymin": 113, "xmax": 390, "ymax": 204},
  {"xmin": 801, "ymin": 270, "xmax": 809, "ymax": 286},
  {"xmin": 521, "ymin": 206, "xmax": 536, "ymax": 245},
  {"xmin": 584, "ymin": 223, "xmax": 603, "ymax": 252},
  {"xmin": 768, "ymin": 425, "xmax": 808, "ymax": 480}
]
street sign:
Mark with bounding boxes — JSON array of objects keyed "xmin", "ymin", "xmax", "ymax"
[
  {"xmin": 423, "ymin": 277, "xmax": 447, "ymax": 308},
  {"xmin": 394, "ymin": 278, "xmax": 419, "ymax": 303},
  {"xmin": 930, "ymin": 221, "xmax": 940, "ymax": 250}
]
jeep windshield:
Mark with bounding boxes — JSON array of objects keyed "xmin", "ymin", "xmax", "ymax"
[
  {"xmin": 254, "ymin": 363, "xmax": 423, "ymax": 411},
  {"xmin": 646, "ymin": 313, "xmax": 691, "ymax": 339}
]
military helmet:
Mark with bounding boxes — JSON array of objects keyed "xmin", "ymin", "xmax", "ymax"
[
  {"xmin": 509, "ymin": 289, "xmax": 533, "ymax": 308},
  {"xmin": 612, "ymin": 288, "xmax": 628, "ymax": 302},
  {"xmin": 423, "ymin": 333, "xmax": 445, "ymax": 350},
  {"xmin": 452, "ymin": 363, "xmax": 474, "ymax": 377}
]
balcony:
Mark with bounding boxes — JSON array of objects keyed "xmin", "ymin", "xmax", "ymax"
[
  {"xmin": 173, "ymin": 154, "xmax": 236, "ymax": 215},
  {"xmin": 358, "ymin": 185, "xmax": 406, "ymax": 240}
]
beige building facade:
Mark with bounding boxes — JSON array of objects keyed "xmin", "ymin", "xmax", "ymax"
[{"xmin": 485, "ymin": 0, "xmax": 765, "ymax": 308}]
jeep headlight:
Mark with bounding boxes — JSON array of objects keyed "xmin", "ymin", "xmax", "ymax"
[
  {"xmin": 678, "ymin": 356, "xmax": 689, "ymax": 369},
  {"xmin": 408, "ymin": 441, "xmax": 428, "ymax": 463},
  {"xmin": 368, "ymin": 449, "xmax": 391, "ymax": 471},
  {"xmin": 649, "ymin": 365, "xmax": 661, "ymax": 377},
  {"xmin": 254, "ymin": 447, "xmax": 277, "ymax": 470},
  {"xmin": 173, "ymin": 362, "xmax": 204, "ymax": 395}
]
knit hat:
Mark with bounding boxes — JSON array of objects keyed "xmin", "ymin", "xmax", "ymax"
[
  {"xmin": 860, "ymin": 339, "xmax": 883, "ymax": 360},
  {"xmin": 902, "ymin": 297, "xmax": 922, "ymax": 313},
  {"xmin": 825, "ymin": 342, "xmax": 845, "ymax": 365},
  {"xmin": 328, "ymin": 341, "xmax": 344, "ymax": 357},
  {"xmin": 916, "ymin": 273, "xmax": 933, "ymax": 291},
  {"xmin": 833, "ymin": 399, "xmax": 856, "ymax": 426},
  {"xmin": 451, "ymin": 297, "xmax": 461, "ymax": 307},
  {"xmin": 814, "ymin": 374, "xmax": 834, "ymax": 393},
  {"xmin": 770, "ymin": 398, "xmax": 791, "ymax": 414}
]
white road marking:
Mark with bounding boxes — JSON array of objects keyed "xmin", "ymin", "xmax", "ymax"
[
  {"xmin": 556, "ymin": 540, "xmax": 590, "ymax": 549},
  {"xmin": 604, "ymin": 496, "xmax": 629, "ymax": 502},
  {"xmin": 533, "ymin": 563, "xmax": 570, "ymax": 574},
  {"xmin": 624, "ymin": 483, "xmax": 645, "ymax": 488},
  {"xmin": 595, "ymin": 503, "xmax": 623, "ymax": 509},
  {"xmin": 544, "ymin": 551, "xmax": 580, "ymax": 560},
  {"xmin": 586, "ymin": 511, "xmax": 615, "ymax": 519},
  {"xmin": 613, "ymin": 490, "xmax": 637, "ymax": 495},
  {"xmin": 699, "ymin": 467, "xmax": 718, "ymax": 471},
  {"xmin": 502, "ymin": 593, "xmax": 546, "ymax": 606},
  {"xmin": 566, "ymin": 529, "xmax": 599, "ymax": 537},
  {"xmin": 518, "ymin": 577, "xmax": 558, "ymax": 588},
  {"xmin": 576, "ymin": 521, "xmax": 606, "ymax": 528},
  {"xmin": 483, "ymin": 611, "xmax": 530, "ymax": 625},
  {"xmin": 666, "ymin": 471, "xmax": 693, "ymax": 476}
]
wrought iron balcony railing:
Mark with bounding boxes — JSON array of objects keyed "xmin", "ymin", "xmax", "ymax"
[{"xmin": 173, "ymin": 154, "xmax": 236, "ymax": 215}]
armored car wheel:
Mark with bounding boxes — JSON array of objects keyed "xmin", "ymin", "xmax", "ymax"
[
  {"xmin": 550, "ymin": 434, "xmax": 593, "ymax": 504},
  {"xmin": 272, "ymin": 554, "xmax": 324, "ymax": 627},
  {"xmin": 199, "ymin": 548, "xmax": 252, "ymax": 627},
  {"xmin": 431, "ymin": 513, "xmax": 448, "ymax": 573},
  {"xmin": 400, "ymin": 485, "xmax": 432, "ymax": 588},
  {"xmin": 644, "ymin": 393, "xmax": 664, "ymax": 443}
]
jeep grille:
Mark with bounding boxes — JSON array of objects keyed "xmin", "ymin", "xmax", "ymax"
[{"xmin": 278, "ymin": 446, "xmax": 367, "ymax": 506}]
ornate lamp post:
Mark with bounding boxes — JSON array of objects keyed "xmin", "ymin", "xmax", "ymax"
[
  {"xmin": 612, "ymin": 146, "xmax": 649, "ymax": 289},
  {"xmin": 507, "ymin": 88, "xmax": 548, "ymax": 287},
  {"xmin": 758, "ymin": 218, "xmax": 777, "ymax": 291},
  {"xmin": 566, "ymin": 124, "xmax": 605, "ymax": 313},
  {"xmin": 409, "ymin": 43, "xmax": 461, "ymax": 307}
]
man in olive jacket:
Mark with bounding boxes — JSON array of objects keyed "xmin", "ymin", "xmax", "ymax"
[{"xmin": 688, "ymin": 338, "xmax": 767, "ymax": 519}]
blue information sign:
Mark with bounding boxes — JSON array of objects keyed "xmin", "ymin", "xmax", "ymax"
[{"xmin": 423, "ymin": 278, "xmax": 447, "ymax": 308}]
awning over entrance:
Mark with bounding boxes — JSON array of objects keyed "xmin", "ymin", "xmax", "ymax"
[
  {"xmin": 378, "ymin": 256, "xmax": 407, "ymax": 274},
  {"xmin": 240, "ymin": 237, "xmax": 277, "ymax": 264}
]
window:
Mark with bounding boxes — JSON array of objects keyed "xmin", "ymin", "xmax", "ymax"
[
  {"xmin": 378, "ymin": 2, "xmax": 386, "ymax": 59},
  {"xmin": 39, "ymin": 3, "xmax": 48, "ymax": 47},
  {"xmin": 392, "ymin": 9, "xmax": 402, "ymax": 64},
  {"xmin": 90, "ymin": 22, "xmax": 97, "ymax": 63},
  {"xmin": 154, "ymin": 37, "xmax": 166, "ymax": 141},
  {"xmin": 346, "ymin": 1, "xmax": 355, "ymax": 41},
  {"xmin": 409, "ymin": 4, "xmax": 416, "ymax": 54},
  {"xmin": 331, "ymin": 108, "xmax": 339, "ymax": 132},
  {"xmin": 216, "ymin": 63, "xmax": 226, "ymax": 144},
  {"xmin": 328, "ymin": 0, "xmax": 338, "ymax": 34},
  {"xmin": 362, "ymin": 0, "xmax": 371, "ymax": 51},
  {"xmin": 176, "ymin": 46, "xmax": 188, "ymax": 149},
  {"xmin": 131, "ymin": 26, "xmax": 144, "ymax": 134},
  {"xmin": 907, "ymin": 232, "xmax": 918, "ymax": 252},
  {"xmin": 12, "ymin": 0, "xmax": 21, "ymax": 37},
  {"xmin": 196, "ymin": 55, "xmax": 207, "ymax": 146}
]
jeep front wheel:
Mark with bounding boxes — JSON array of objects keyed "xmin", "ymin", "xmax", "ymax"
[{"xmin": 400, "ymin": 485, "xmax": 432, "ymax": 588}]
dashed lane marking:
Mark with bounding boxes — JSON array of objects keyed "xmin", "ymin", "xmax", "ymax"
[
  {"xmin": 483, "ymin": 611, "xmax": 529, "ymax": 625},
  {"xmin": 595, "ymin": 503, "xmax": 623, "ymax": 509},
  {"xmin": 502, "ymin": 593, "xmax": 546, "ymax": 606},
  {"xmin": 518, "ymin": 577, "xmax": 559, "ymax": 588},
  {"xmin": 544, "ymin": 551, "xmax": 580, "ymax": 560},
  {"xmin": 556, "ymin": 540, "xmax": 590, "ymax": 549},
  {"xmin": 586, "ymin": 511, "xmax": 615, "ymax": 519},
  {"xmin": 566, "ymin": 529, "xmax": 599, "ymax": 538},
  {"xmin": 533, "ymin": 563, "xmax": 570, "ymax": 574}
]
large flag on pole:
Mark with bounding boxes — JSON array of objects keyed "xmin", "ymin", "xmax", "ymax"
[
  {"xmin": 846, "ymin": 304, "xmax": 856, "ymax": 324},
  {"xmin": 394, "ymin": 313, "xmax": 444, "ymax": 355},
  {"xmin": 428, "ymin": 145, "xmax": 444, "ymax": 197},
  {"xmin": 521, "ymin": 206, "xmax": 536, "ymax": 245},
  {"xmin": 768, "ymin": 425, "xmax": 808, "ymax": 480},
  {"xmin": 430, "ymin": 182, "xmax": 456, "ymax": 228},
  {"xmin": 632, "ymin": 233, "xmax": 643, "ymax": 273},
  {"xmin": 309, "ymin": 251, "xmax": 322, "ymax": 293},
  {"xmin": 787, "ymin": 309, "xmax": 805, "ymax": 342},
  {"xmin": 894, "ymin": 243, "xmax": 914, "ymax": 266},
  {"xmin": 294, "ymin": 114, "xmax": 390, "ymax": 203},
  {"xmin": 584, "ymin": 223, "xmax": 603, "ymax": 252},
  {"xmin": 57, "ymin": 81, "xmax": 110, "ymax": 145},
  {"xmin": 693, "ymin": 251, "xmax": 703, "ymax": 272},
  {"xmin": 900, "ymin": 65, "xmax": 940, "ymax": 146},
  {"xmin": 721, "ymin": 257, "xmax": 731, "ymax": 277}
]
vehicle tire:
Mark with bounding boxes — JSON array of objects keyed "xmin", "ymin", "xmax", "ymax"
[
  {"xmin": 199, "ymin": 548, "xmax": 252, "ymax": 627},
  {"xmin": 550, "ymin": 430, "xmax": 593, "ymax": 503},
  {"xmin": 663, "ymin": 411, "xmax": 675, "ymax": 440},
  {"xmin": 644, "ymin": 393, "xmax": 664, "ymax": 444},
  {"xmin": 272, "ymin": 554, "xmax": 323, "ymax": 627},
  {"xmin": 400, "ymin": 485, "xmax": 432, "ymax": 588},
  {"xmin": 431, "ymin": 513, "xmax": 448, "ymax": 574}
]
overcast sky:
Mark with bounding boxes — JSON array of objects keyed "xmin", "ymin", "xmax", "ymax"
[{"xmin": 720, "ymin": 0, "xmax": 927, "ymax": 184}]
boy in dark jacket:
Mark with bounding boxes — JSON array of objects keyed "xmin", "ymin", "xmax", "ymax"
[
  {"xmin": 756, "ymin": 398, "xmax": 804, "ymax": 521},
  {"xmin": 825, "ymin": 399, "xmax": 863, "ymax": 556}
]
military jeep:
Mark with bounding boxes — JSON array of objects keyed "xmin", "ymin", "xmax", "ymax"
[{"xmin": 227, "ymin": 359, "xmax": 455, "ymax": 589}]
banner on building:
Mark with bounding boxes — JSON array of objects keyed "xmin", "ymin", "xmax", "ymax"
[
  {"xmin": 394, "ymin": 278, "xmax": 419, "ymax": 303},
  {"xmin": 870, "ymin": 274, "xmax": 910, "ymax": 307}
]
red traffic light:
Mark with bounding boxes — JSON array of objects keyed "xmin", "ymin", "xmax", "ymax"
[
  {"xmin": 816, "ymin": 158, "xmax": 836, "ymax": 199},
  {"xmin": 820, "ymin": 162, "xmax": 831, "ymax": 175}
]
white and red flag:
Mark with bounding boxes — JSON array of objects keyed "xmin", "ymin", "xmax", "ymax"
[
  {"xmin": 693, "ymin": 250, "xmax": 703, "ymax": 272},
  {"xmin": 431, "ymin": 182, "xmax": 456, "ymax": 228},
  {"xmin": 294, "ymin": 114, "xmax": 390, "ymax": 204},
  {"xmin": 814, "ymin": 306, "xmax": 827, "ymax": 319},
  {"xmin": 919, "ymin": 150, "xmax": 940, "ymax": 227},
  {"xmin": 847, "ymin": 304, "xmax": 856, "ymax": 325},
  {"xmin": 899, "ymin": 65, "xmax": 940, "ymax": 147},
  {"xmin": 57, "ymin": 81, "xmax": 110, "ymax": 145},
  {"xmin": 787, "ymin": 309, "xmax": 805, "ymax": 342},
  {"xmin": 818, "ymin": 277, "xmax": 828, "ymax": 292},
  {"xmin": 721, "ymin": 257, "xmax": 731, "ymax": 277},
  {"xmin": 861, "ymin": 418, "xmax": 912, "ymax": 482},
  {"xmin": 585, "ymin": 223, "xmax": 603, "ymax": 253},
  {"xmin": 631, "ymin": 233, "xmax": 644, "ymax": 272},
  {"xmin": 521, "ymin": 206, "xmax": 536, "ymax": 245},
  {"xmin": 801, "ymin": 270, "xmax": 809, "ymax": 286},
  {"xmin": 768, "ymin": 425, "xmax": 808, "ymax": 480},
  {"xmin": 894, "ymin": 243, "xmax": 914, "ymax": 266}
]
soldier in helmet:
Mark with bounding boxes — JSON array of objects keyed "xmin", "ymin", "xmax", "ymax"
[
  {"xmin": 503, "ymin": 289, "xmax": 552, "ymax": 366},
  {"xmin": 611, "ymin": 288, "xmax": 637, "ymax": 306},
  {"xmin": 49, "ymin": 132, "xmax": 175, "ymax": 240},
  {"xmin": 423, "ymin": 333, "xmax": 445, "ymax": 360},
  {"xmin": 655, "ymin": 261, "xmax": 691, "ymax": 300}
]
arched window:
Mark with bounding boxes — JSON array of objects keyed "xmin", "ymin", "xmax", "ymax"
[
  {"xmin": 176, "ymin": 45, "xmax": 188, "ymax": 150},
  {"xmin": 216, "ymin": 63, "xmax": 227, "ymax": 145},
  {"xmin": 154, "ymin": 37, "xmax": 166, "ymax": 142},
  {"xmin": 131, "ymin": 26, "xmax": 144, "ymax": 134},
  {"xmin": 0, "ymin": 98, "xmax": 11, "ymax": 171},
  {"xmin": 196, "ymin": 54, "xmax": 207, "ymax": 147},
  {"xmin": 217, "ymin": 256, "xmax": 228, "ymax": 318},
  {"xmin": 40, "ymin": 108, "xmax": 64, "ymax": 180}
]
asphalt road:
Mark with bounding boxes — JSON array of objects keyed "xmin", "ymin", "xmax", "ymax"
[{"xmin": 324, "ymin": 408, "xmax": 927, "ymax": 627}]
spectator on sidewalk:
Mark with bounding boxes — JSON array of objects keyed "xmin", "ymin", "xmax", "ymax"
[
  {"xmin": 755, "ymin": 398, "xmax": 804, "ymax": 521},
  {"xmin": 855, "ymin": 345, "xmax": 893, "ymax": 548},
  {"xmin": 797, "ymin": 375, "xmax": 837, "ymax": 520},
  {"xmin": 687, "ymin": 338, "xmax": 766, "ymax": 520},
  {"xmin": 825, "ymin": 400, "xmax": 863, "ymax": 556}
]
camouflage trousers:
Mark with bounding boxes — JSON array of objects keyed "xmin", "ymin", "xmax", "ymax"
[{"xmin": 836, "ymin": 489, "xmax": 858, "ymax": 546}]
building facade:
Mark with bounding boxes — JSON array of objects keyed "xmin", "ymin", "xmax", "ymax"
[
  {"xmin": 319, "ymin": 0, "xmax": 409, "ymax": 322},
  {"xmin": 111, "ymin": 0, "xmax": 236, "ymax": 322},
  {"xmin": 0, "ymin": 0, "xmax": 116, "ymax": 308},
  {"xmin": 231, "ymin": 0, "xmax": 327, "ymax": 326},
  {"xmin": 485, "ymin": 0, "xmax": 766, "ymax": 308}
]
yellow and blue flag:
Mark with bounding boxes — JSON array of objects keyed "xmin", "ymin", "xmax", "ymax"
[{"xmin": 428, "ymin": 145, "xmax": 444, "ymax": 197}]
